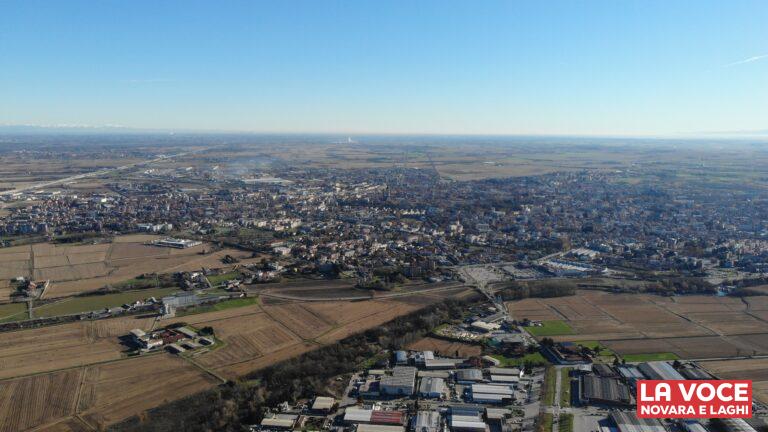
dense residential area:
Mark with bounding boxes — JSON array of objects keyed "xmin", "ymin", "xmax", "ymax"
[{"xmin": 2, "ymin": 138, "xmax": 768, "ymax": 432}]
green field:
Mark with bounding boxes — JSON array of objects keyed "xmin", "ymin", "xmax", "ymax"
[
  {"xmin": 543, "ymin": 366, "xmax": 556, "ymax": 405},
  {"xmin": 207, "ymin": 271, "xmax": 242, "ymax": 286},
  {"xmin": 560, "ymin": 368, "xmax": 572, "ymax": 407},
  {"xmin": 536, "ymin": 413, "xmax": 553, "ymax": 432},
  {"xmin": 621, "ymin": 352, "xmax": 680, "ymax": 362},
  {"xmin": 0, "ymin": 302, "xmax": 27, "ymax": 323},
  {"xmin": 33, "ymin": 287, "xmax": 178, "ymax": 318},
  {"xmin": 490, "ymin": 352, "xmax": 548, "ymax": 367},
  {"xmin": 526, "ymin": 320, "xmax": 576, "ymax": 337},
  {"xmin": 176, "ymin": 296, "xmax": 259, "ymax": 316}
]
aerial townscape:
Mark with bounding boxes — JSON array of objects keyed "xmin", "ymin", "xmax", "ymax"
[
  {"xmin": 1, "ymin": 135, "xmax": 768, "ymax": 432},
  {"xmin": 2, "ymin": 1, "xmax": 768, "ymax": 432}
]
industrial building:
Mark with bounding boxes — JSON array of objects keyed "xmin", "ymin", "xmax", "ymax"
[
  {"xmin": 260, "ymin": 414, "xmax": 299, "ymax": 430},
  {"xmin": 311, "ymin": 396, "xmax": 336, "ymax": 414},
  {"xmin": 424, "ymin": 357, "xmax": 465, "ymax": 369},
  {"xmin": 357, "ymin": 425, "xmax": 405, "ymax": 432},
  {"xmin": 592, "ymin": 364, "xmax": 619, "ymax": 378},
  {"xmin": 678, "ymin": 365, "xmax": 712, "ymax": 380},
  {"xmin": 484, "ymin": 408, "xmax": 510, "ymax": 424},
  {"xmin": 682, "ymin": 421, "xmax": 709, "ymax": 432},
  {"xmin": 712, "ymin": 419, "xmax": 757, "ymax": 432},
  {"xmin": 616, "ymin": 365, "xmax": 645, "ymax": 381},
  {"xmin": 455, "ymin": 369, "xmax": 483, "ymax": 384},
  {"xmin": 489, "ymin": 375, "xmax": 519, "ymax": 384},
  {"xmin": 579, "ymin": 375, "xmax": 632, "ymax": 406},
  {"xmin": 470, "ymin": 383, "xmax": 514, "ymax": 404},
  {"xmin": 162, "ymin": 292, "xmax": 203, "ymax": 308},
  {"xmin": 344, "ymin": 408, "xmax": 406, "ymax": 426},
  {"xmin": 487, "ymin": 367, "xmax": 521, "ymax": 377},
  {"xmin": 150, "ymin": 237, "xmax": 202, "ymax": 249},
  {"xmin": 418, "ymin": 377, "xmax": 445, "ymax": 399},
  {"xmin": 449, "ymin": 407, "xmax": 488, "ymax": 432},
  {"xmin": 381, "ymin": 367, "xmax": 417, "ymax": 396},
  {"xmin": 413, "ymin": 411, "xmax": 441, "ymax": 432},
  {"xmin": 345, "ymin": 407, "xmax": 375, "ymax": 424},
  {"xmin": 610, "ymin": 411, "xmax": 666, "ymax": 432},
  {"xmin": 638, "ymin": 361, "xmax": 686, "ymax": 381}
]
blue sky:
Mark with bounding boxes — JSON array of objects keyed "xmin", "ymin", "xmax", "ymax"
[{"xmin": 0, "ymin": 0, "xmax": 766, "ymax": 136}]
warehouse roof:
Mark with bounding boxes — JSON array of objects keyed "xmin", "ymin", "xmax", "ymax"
[
  {"xmin": 414, "ymin": 411, "xmax": 440, "ymax": 432},
  {"xmin": 611, "ymin": 411, "xmax": 665, "ymax": 432},
  {"xmin": 456, "ymin": 369, "xmax": 483, "ymax": 382},
  {"xmin": 381, "ymin": 367, "xmax": 416, "ymax": 388},
  {"xmin": 581, "ymin": 375, "xmax": 631, "ymax": 405},
  {"xmin": 472, "ymin": 393, "xmax": 508, "ymax": 402},
  {"xmin": 357, "ymin": 424, "xmax": 406, "ymax": 432},
  {"xmin": 485, "ymin": 408, "xmax": 510, "ymax": 420},
  {"xmin": 616, "ymin": 365, "xmax": 645, "ymax": 380},
  {"xmin": 370, "ymin": 411, "xmax": 405, "ymax": 425},
  {"xmin": 450, "ymin": 415, "xmax": 487, "ymax": 431},
  {"xmin": 424, "ymin": 358, "xmax": 463, "ymax": 369},
  {"xmin": 488, "ymin": 367, "xmax": 521, "ymax": 376},
  {"xmin": 471, "ymin": 384, "xmax": 514, "ymax": 395},
  {"xmin": 312, "ymin": 396, "xmax": 335, "ymax": 411},
  {"xmin": 716, "ymin": 419, "xmax": 757, "ymax": 432},
  {"xmin": 345, "ymin": 407, "xmax": 373, "ymax": 423},
  {"xmin": 490, "ymin": 375, "xmax": 519, "ymax": 383},
  {"xmin": 638, "ymin": 361, "xmax": 685, "ymax": 381},
  {"xmin": 419, "ymin": 377, "xmax": 446, "ymax": 395},
  {"xmin": 261, "ymin": 414, "xmax": 298, "ymax": 429}
]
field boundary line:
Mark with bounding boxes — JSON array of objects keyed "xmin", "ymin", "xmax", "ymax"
[
  {"xmin": 0, "ymin": 350, "xmax": 166, "ymax": 382},
  {"xmin": 182, "ymin": 356, "xmax": 227, "ymax": 384},
  {"xmin": 257, "ymin": 302, "xmax": 308, "ymax": 342},
  {"xmin": 654, "ymin": 301, "xmax": 721, "ymax": 337},
  {"xmin": 74, "ymin": 413, "xmax": 97, "ymax": 431}
]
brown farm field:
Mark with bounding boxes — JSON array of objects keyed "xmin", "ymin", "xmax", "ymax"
[
  {"xmin": 0, "ymin": 287, "xmax": 466, "ymax": 429},
  {"xmin": 507, "ymin": 290, "xmax": 768, "ymax": 360},
  {"xmin": 0, "ymin": 369, "xmax": 82, "ymax": 432},
  {"xmin": 0, "ymin": 321, "xmax": 123, "ymax": 380},
  {"xmin": 700, "ymin": 359, "xmax": 768, "ymax": 404},
  {"xmin": 0, "ymin": 236, "xmax": 254, "ymax": 298},
  {"xmin": 77, "ymin": 354, "xmax": 220, "ymax": 429}
]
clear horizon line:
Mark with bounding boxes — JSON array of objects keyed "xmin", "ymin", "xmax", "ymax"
[{"xmin": 0, "ymin": 123, "xmax": 767, "ymax": 140}]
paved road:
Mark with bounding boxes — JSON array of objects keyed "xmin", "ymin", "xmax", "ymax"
[{"xmin": 456, "ymin": 265, "xmax": 538, "ymax": 346}]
